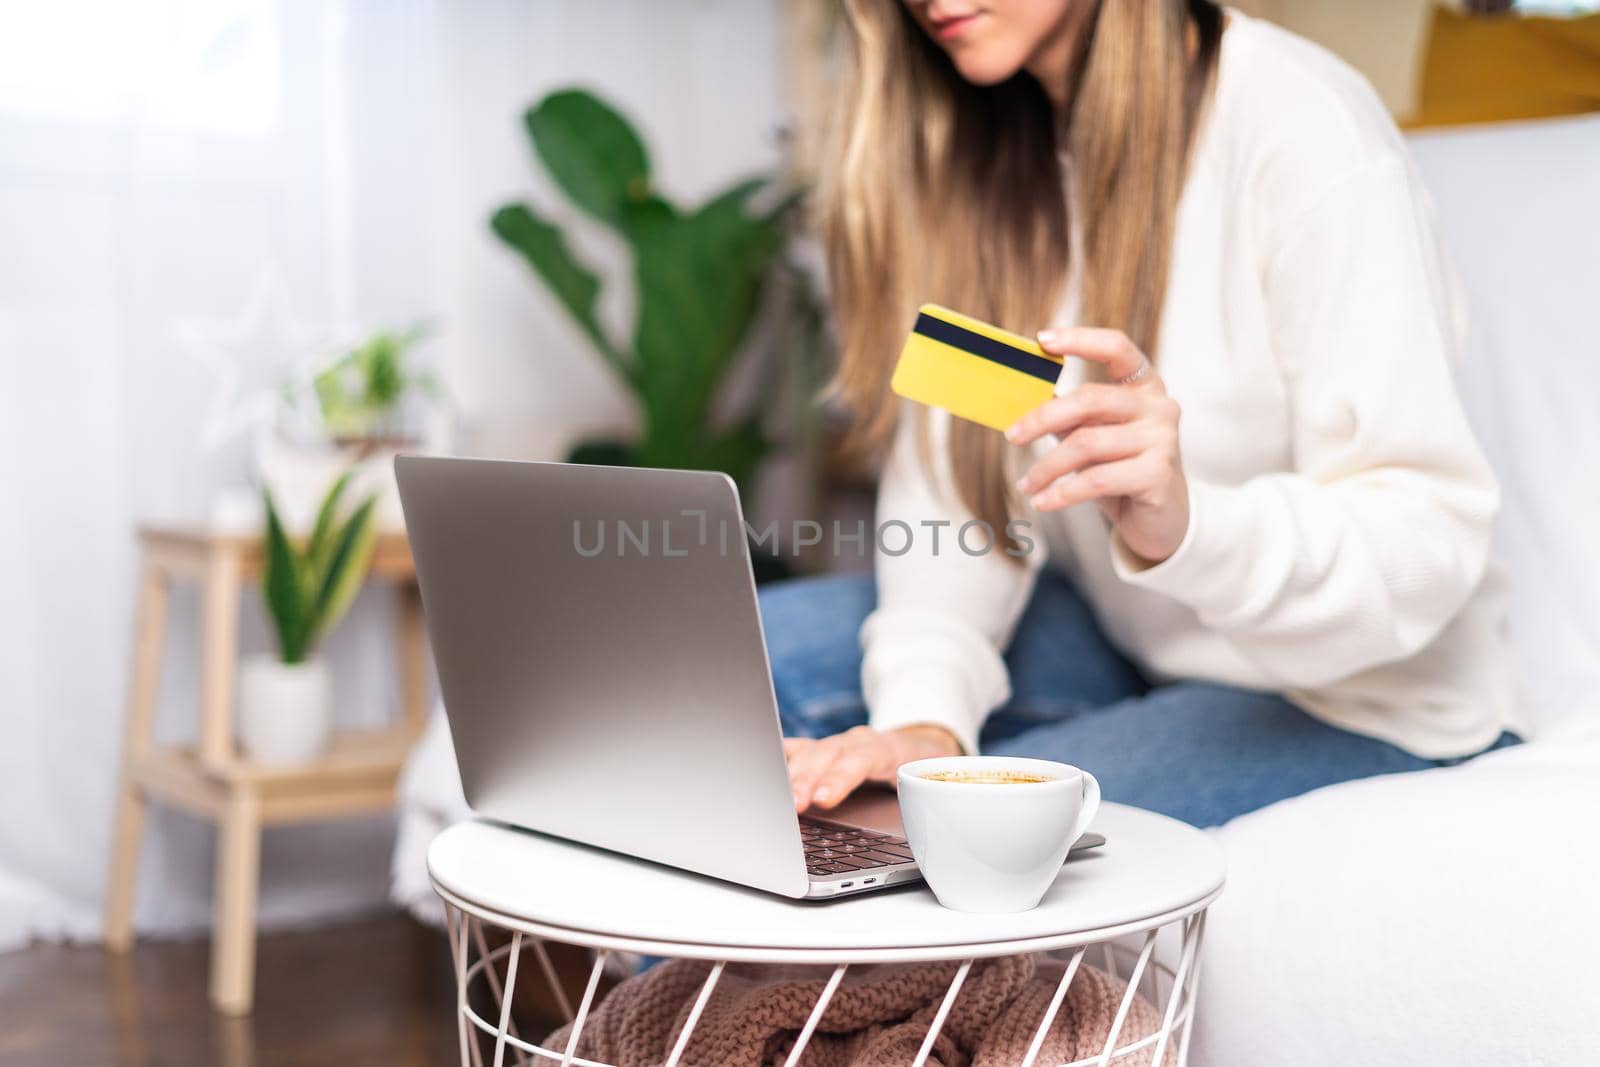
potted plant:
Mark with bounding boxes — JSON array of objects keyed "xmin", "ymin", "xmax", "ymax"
[
  {"xmin": 490, "ymin": 88, "xmax": 815, "ymax": 501},
  {"xmin": 311, "ymin": 324, "xmax": 441, "ymax": 441},
  {"xmin": 237, "ymin": 471, "xmax": 379, "ymax": 765},
  {"xmin": 259, "ymin": 324, "xmax": 447, "ymax": 531}
]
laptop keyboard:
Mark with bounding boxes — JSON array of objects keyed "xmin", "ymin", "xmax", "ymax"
[{"xmin": 800, "ymin": 817, "xmax": 915, "ymax": 878}]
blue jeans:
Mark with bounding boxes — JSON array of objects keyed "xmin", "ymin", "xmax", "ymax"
[{"xmin": 758, "ymin": 570, "xmax": 1518, "ymax": 827}]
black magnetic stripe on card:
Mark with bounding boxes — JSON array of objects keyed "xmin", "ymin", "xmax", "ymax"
[{"xmin": 912, "ymin": 313, "xmax": 1061, "ymax": 383}]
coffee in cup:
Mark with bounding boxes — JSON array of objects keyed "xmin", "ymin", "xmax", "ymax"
[
  {"xmin": 919, "ymin": 770, "xmax": 1056, "ymax": 785},
  {"xmin": 897, "ymin": 756, "xmax": 1100, "ymax": 913}
]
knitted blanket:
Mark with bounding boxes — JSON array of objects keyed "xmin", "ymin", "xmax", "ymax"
[{"xmin": 541, "ymin": 953, "xmax": 1172, "ymax": 1066}]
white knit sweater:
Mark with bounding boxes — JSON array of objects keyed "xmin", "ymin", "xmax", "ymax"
[{"xmin": 860, "ymin": 12, "xmax": 1519, "ymax": 760}]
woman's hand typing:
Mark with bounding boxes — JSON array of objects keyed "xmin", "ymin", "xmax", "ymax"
[
  {"xmin": 1008, "ymin": 327, "xmax": 1190, "ymax": 565},
  {"xmin": 784, "ymin": 724, "xmax": 962, "ymax": 812}
]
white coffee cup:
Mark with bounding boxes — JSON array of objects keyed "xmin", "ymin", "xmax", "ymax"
[{"xmin": 897, "ymin": 755, "xmax": 1101, "ymax": 913}]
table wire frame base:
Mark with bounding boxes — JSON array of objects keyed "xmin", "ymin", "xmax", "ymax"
[{"xmin": 441, "ymin": 901, "xmax": 1208, "ymax": 1067}]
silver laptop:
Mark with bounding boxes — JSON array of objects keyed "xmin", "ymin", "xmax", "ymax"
[{"xmin": 395, "ymin": 456, "xmax": 1098, "ymax": 900}]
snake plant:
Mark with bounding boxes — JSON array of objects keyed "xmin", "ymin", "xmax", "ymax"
[{"xmin": 262, "ymin": 472, "xmax": 379, "ymax": 664}]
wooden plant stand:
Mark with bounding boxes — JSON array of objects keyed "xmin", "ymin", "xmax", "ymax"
[{"xmin": 102, "ymin": 524, "xmax": 430, "ymax": 1015}]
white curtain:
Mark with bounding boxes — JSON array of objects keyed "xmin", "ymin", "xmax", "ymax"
[{"xmin": 0, "ymin": 0, "xmax": 787, "ymax": 951}]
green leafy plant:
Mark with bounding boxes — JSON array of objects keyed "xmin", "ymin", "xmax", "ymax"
[
  {"xmin": 490, "ymin": 88, "xmax": 804, "ymax": 494},
  {"xmin": 312, "ymin": 325, "xmax": 439, "ymax": 442},
  {"xmin": 262, "ymin": 472, "xmax": 380, "ymax": 664}
]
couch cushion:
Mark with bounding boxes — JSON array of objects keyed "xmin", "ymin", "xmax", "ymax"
[
  {"xmin": 1407, "ymin": 114, "xmax": 1600, "ymax": 737},
  {"xmin": 1195, "ymin": 736, "xmax": 1600, "ymax": 1066},
  {"xmin": 1408, "ymin": 7, "xmax": 1600, "ymax": 129}
]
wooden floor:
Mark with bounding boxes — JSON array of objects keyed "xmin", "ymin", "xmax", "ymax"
[{"xmin": 0, "ymin": 911, "xmax": 459, "ymax": 1067}]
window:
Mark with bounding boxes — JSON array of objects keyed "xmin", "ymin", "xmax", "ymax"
[{"xmin": 0, "ymin": 0, "xmax": 279, "ymax": 135}]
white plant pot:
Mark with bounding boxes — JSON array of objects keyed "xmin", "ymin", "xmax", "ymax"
[{"xmin": 237, "ymin": 655, "xmax": 334, "ymax": 765}]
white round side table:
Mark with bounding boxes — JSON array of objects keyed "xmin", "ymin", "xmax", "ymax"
[{"xmin": 429, "ymin": 802, "xmax": 1224, "ymax": 1067}]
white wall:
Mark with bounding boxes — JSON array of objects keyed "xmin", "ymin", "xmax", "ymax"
[
  {"xmin": 0, "ymin": 0, "xmax": 789, "ymax": 951},
  {"xmin": 1235, "ymin": 0, "xmax": 1432, "ymax": 114}
]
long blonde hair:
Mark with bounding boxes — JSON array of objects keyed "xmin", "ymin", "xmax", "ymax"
[{"xmin": 819, "ymin": 0, "xmax": 1222, "ymax": 548}]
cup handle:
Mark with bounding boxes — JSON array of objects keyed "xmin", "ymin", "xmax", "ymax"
[{"xmin": 1068, "ymin": 771, "xmax": 1101, "ymax": 846}]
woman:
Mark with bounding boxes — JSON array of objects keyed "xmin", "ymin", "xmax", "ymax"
[{"xmin": 767, "ymin": 0, "xmax": 1521, "ymax": 828}]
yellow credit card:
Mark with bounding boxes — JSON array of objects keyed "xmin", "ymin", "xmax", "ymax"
[{"xmin": 890, "ymin": 304, "xmax": 1063, "ymax": 432}]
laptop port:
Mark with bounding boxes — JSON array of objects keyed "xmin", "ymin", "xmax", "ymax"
[
  {"xmin": 840, "ymin": 881, "xmax": 853, "ymax": 888},
  {"xmin": 862, "ymin": 877, "xmax": 876, "ymax": 884}
]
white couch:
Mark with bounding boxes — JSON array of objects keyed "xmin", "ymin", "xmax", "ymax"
[
  {"xmin": 392, "ymin": 114, "xmax": 1600, "ymax": 1065},
  {"xmin": 1193, "ymin": 113, "xmax": 1600, "ymax": 1066}
]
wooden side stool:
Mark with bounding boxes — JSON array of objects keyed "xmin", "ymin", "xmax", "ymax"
[{"xmin": 103, "ymin": 524, "xmax": 431, "ymax": 1015}]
